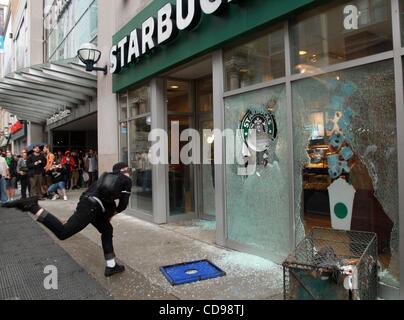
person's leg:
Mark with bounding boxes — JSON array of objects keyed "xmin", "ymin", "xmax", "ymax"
[
  {"xmin": 47, "ymin": 183, "xmax": 59, "ymax": 200},
  {"xmin": 88, "ymin": 172, "xmax": 93, "ymax": 187},
  {"xmin": 0, "ymin": 177, "xmax": 8, "ymax": 203},
  {"xmin": 30, "ymin": 176, "xmax": 38, "ymax": 197},
  {"xmin": 27, "ymin": 177, "xmax": 32, "ymax": 197},
  {"xmin": 92, "ymin": 172, "xmax": 97, "ymax": 184},
  {"xmin": 36, "ymin": 175, "xmax": 44, "ymax": 198},
  {"xmin": 21, "ymin": 176, "xmax": 27, "ymax": 199},
  {"xmin": 78, "ymin": 170, "xmax": 83, "ymax": 188},
  {"xmin": 48, "ymin": 183, "xmax": 57, "ymax": 194},
  {"xmin": 6, "ymin": 182, "xmax": 11, "ymax": 201},
  {"xmin": 39, "ymin": 175, "xmax": 47, "ymax": 198},
  {"xmin": 10, "ymin": 187, "xmax": 15, "ymax": 201},
  {"xmin": 36, "ymin": 198, "xmax": 98, "ymax": 241},
  {"xmin": 10, "ymin": 178, "xmax": 16, "ymax": 200},
  {"xmin": 57, "ymin": 182, "xmax": 67, "ymax": 200},
  {"xmin": 91, "ymin": 217, "xmax": 115, "ymax": 261},
  {"xmin": 67, "ymin": 171, "xmax": 72, "ymax": 190},
  {"xmin": 91, "ymin": 216, "xmax": 125, "ymax": 277},
  {"xmin": 73, "ymin": 170, "xmax": 79, "ymax": 189}
]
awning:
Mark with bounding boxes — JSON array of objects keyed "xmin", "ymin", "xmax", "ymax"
[{"xmin": 0, "ymin": 61, "xmax": 97, "ymax": 124}]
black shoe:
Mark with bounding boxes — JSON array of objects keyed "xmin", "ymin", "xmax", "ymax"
[
  {"xmin": 105, "ymin": 264, "xmax": 125, "ymax": 278},
  {"xmin": 2, "ymin": 197, "xmax": 40, "ymax": 213}
]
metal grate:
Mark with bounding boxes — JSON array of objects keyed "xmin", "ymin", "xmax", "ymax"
[
  {"xmin": 0, "ymin": 209, "xmax": 113, "ymax": 300},
  {"xmin": 283, "ymin": 228, "xmax": 378, "ymax": 300}
]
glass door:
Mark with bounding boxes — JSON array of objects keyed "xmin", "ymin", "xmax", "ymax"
[
  {"xmin": 196, "ymin": 77, "xmax": 215, "ymax": 219},
  {"xmin": 167, "ymin": 80, "xmax": 195, "ymax": 217}
]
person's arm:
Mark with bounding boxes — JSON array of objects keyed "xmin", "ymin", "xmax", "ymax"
[
  {"xmin": 5, "ymin": 161, "xmax": 10, "ymax": 178},
  {"xmin": 47, "ymin": 154, "xmax": 55, "ymax": 171},
  {"xmin": 16, "ymin": 159, "xmax": 22, "ymax": 173},
  {"xmin": 27, "ymin": 156, "xmax": 34, "ymax": 169},
  {"xmin": 116, "ymin": 178, "xmax": 132, "ymax": 213}
]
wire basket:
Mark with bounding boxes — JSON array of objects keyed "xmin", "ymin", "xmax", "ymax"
[{"xmin": 283, "ymin": 228, "xmax": 378, "ymax": 300}]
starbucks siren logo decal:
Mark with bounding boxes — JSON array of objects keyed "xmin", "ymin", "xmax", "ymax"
[{"xmin": 240, "ymin": 102, "xmax": 278, "ymax": 167}]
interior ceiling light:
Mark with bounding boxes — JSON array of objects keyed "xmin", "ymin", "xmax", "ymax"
[{"xmin": 299, "ymin": 50, "xmax": 308, "ymax": 56}]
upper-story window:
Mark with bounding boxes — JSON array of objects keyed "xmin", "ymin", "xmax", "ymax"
[
  {"xmin": 44, "ymin": 0, "xmax": 98, "ymax": 62},
  {"xmin": 290, "ymin": 0, "xmax": 393, "ymax": 74},
  {"xmin": 15, "ymin": 17, "xmax": 27, "ymax": 70},
  {"xmin": 223, "ymin": 26, "xmax": 285, "ymax": 92}
]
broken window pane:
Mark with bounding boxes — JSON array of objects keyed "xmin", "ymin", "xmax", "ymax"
[
  {"xmin": 292, "ymin": 59, "xmax": 399, "ymax": 288},
  {"xmin": 224, "ymin": 84, "xmax": 290, "ymax": 262}
]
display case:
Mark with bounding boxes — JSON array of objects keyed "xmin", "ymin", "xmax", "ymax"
[{"xmin": 304, "ymin": 138, "xmax": 332, "ymax": 216}]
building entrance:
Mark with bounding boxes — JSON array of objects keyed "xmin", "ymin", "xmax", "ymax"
[{"xmin": 165, "ymin": 58, "xmax": 215, "ymax": 222}]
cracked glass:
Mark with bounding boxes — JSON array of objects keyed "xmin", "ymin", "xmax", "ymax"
[
  {"xmin": 224, "ymin": 84, "xmax": 290, "ymax": 261},
  {"xmin": 292, "ymin": 59, "xmax": 399, "ymax": 288}
]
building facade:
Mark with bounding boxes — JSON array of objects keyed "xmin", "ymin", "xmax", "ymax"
[
  {"xmin": 1, "ymin": 0, "xmax": 50, "ymax": 151},
  {"xmin": 97, "ymin": 0, "xmax": 404, "ymax": 299},
  {"xmin": 0, "ymin": 0, "xmax": 402, "ymax": 300},
  {"xmin": 43, "ymin": 0, "xmax": 98, "ymax": 153},
  {"xmin": 0, "ymin": 0, "xmax": 98, "ymax": 153}
]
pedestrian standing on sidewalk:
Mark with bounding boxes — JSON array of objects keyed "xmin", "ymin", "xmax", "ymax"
[
  {"xmin": 5, "ymin": 151, "xmax": 18, "ymax": 202},
  {"xmin": 4, "ymin": 162, "xmax": 132, "ymax": 278},
  {"xmin": 61, "ymin": 151, "xmax": 75, "ymax": 190},
  {"xmin": 70, "ymin": 150, "xmax": 80, "ymax": 190},
  {"xmin": 27, "ymin": 145, "xmax": 46, "ymax": 200},
  {"xmin": 86, "ymin": 149, "xmax": 98, "ymax": 186},
  {"xmin": 77, "ymin": 151, "xmax": 85, "ymax": 189},
  {"xmin": 17, "ymin": 150, "xmax": 30, "ymax": 199},
  {"xmin": 0, "ymin": 152, "xmax": 10, "ymax": 204},
  {"xmin": 43, "ymin": 145, "xmax": 55, "ymax": 191}
]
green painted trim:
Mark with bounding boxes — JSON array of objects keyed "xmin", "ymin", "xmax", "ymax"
[{"xmin": 112, "ymin": 0, "xmax": 317, "ymax": 92}]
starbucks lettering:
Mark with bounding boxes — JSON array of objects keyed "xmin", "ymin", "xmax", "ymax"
[{"xmin": 110, "ymin": 0, "xmax": 240, "ymax": 74}]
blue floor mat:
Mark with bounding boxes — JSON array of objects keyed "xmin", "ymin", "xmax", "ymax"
[{"xmin": 160, "ymin": 260, "xmax": 226, "ymax": 286}]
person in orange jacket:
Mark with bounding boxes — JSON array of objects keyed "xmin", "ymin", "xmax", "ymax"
[
  {"xmin": 43, "ymin": 145, "xmax": 55, "ymax": 192},
  {"xmin": 61, "ymin": 151, "xmax": 75, "ymax": 190}
]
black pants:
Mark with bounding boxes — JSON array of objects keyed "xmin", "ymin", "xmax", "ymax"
[
  {"xmin": 38, "ymin": 197, "xmax": 115, "ymax": 260},
  {"xmin": 20, "ymin": 175, "xmax": 29, "ymax": 199},
  {"xmin": 65, "ymin": 171, "xmax": 72, "ymax": 190},
  {"xmin": 88, "ymin": 171, "xmax": 98, "ymax": 187}
]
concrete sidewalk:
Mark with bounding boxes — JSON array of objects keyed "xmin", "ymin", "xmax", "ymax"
[
  {"xmin": 0, "ymin": 208, "xmax": 113, "ymax": 300},
  {"xmin": 39, "ymin": 191, "xmax": 284, "ymax": 300}
]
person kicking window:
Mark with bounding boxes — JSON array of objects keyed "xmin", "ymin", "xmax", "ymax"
[{"xmin": 3, "ymin": 162, "xmax": 133, "ymax": 278}]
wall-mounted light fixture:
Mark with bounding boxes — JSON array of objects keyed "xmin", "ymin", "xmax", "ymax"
[{"xmin": 77, "ymin": 43, "xmax": 108, "ymax": 75}]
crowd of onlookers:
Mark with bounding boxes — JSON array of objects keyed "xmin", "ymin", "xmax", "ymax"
[{"xmin": 0, "ymin": 145, "xmax": 99, "ymax": 204}]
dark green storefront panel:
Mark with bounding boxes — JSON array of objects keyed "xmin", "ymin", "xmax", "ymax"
[{"xmin": 112, "ymin": 0, "xmax": 318, "ymax": 92}]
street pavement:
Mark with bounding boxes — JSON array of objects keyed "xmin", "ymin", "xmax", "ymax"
[
  {"xmin": 0, "ymin": 207, "xmax": 113, "ymax": 300},
  {"xmin": 0, "ymin": 190, "xmax": 284, "ymax": 300}
]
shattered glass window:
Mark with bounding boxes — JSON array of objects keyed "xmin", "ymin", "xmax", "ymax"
[
  {"xmin": 224, "ymin": 85, "xmax": 291, "ymax": 262},
  {"xmin": 292, "ymin": 59, "xmax": 399, "ymax": 288}
]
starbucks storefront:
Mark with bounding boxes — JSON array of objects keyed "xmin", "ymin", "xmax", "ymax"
[{"xmin": 108, "ymin": 0, "xmax": 404, "ymax": 298}]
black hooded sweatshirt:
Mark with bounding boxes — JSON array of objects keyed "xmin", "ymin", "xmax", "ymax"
[{"xmin": 83, "ymin": 172, "xmax": 132, "ymax": 215}]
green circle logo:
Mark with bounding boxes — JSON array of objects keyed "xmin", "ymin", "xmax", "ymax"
[{"xmin": 334, "ymin": 203, "xmax": 348, "ymax": 219}]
